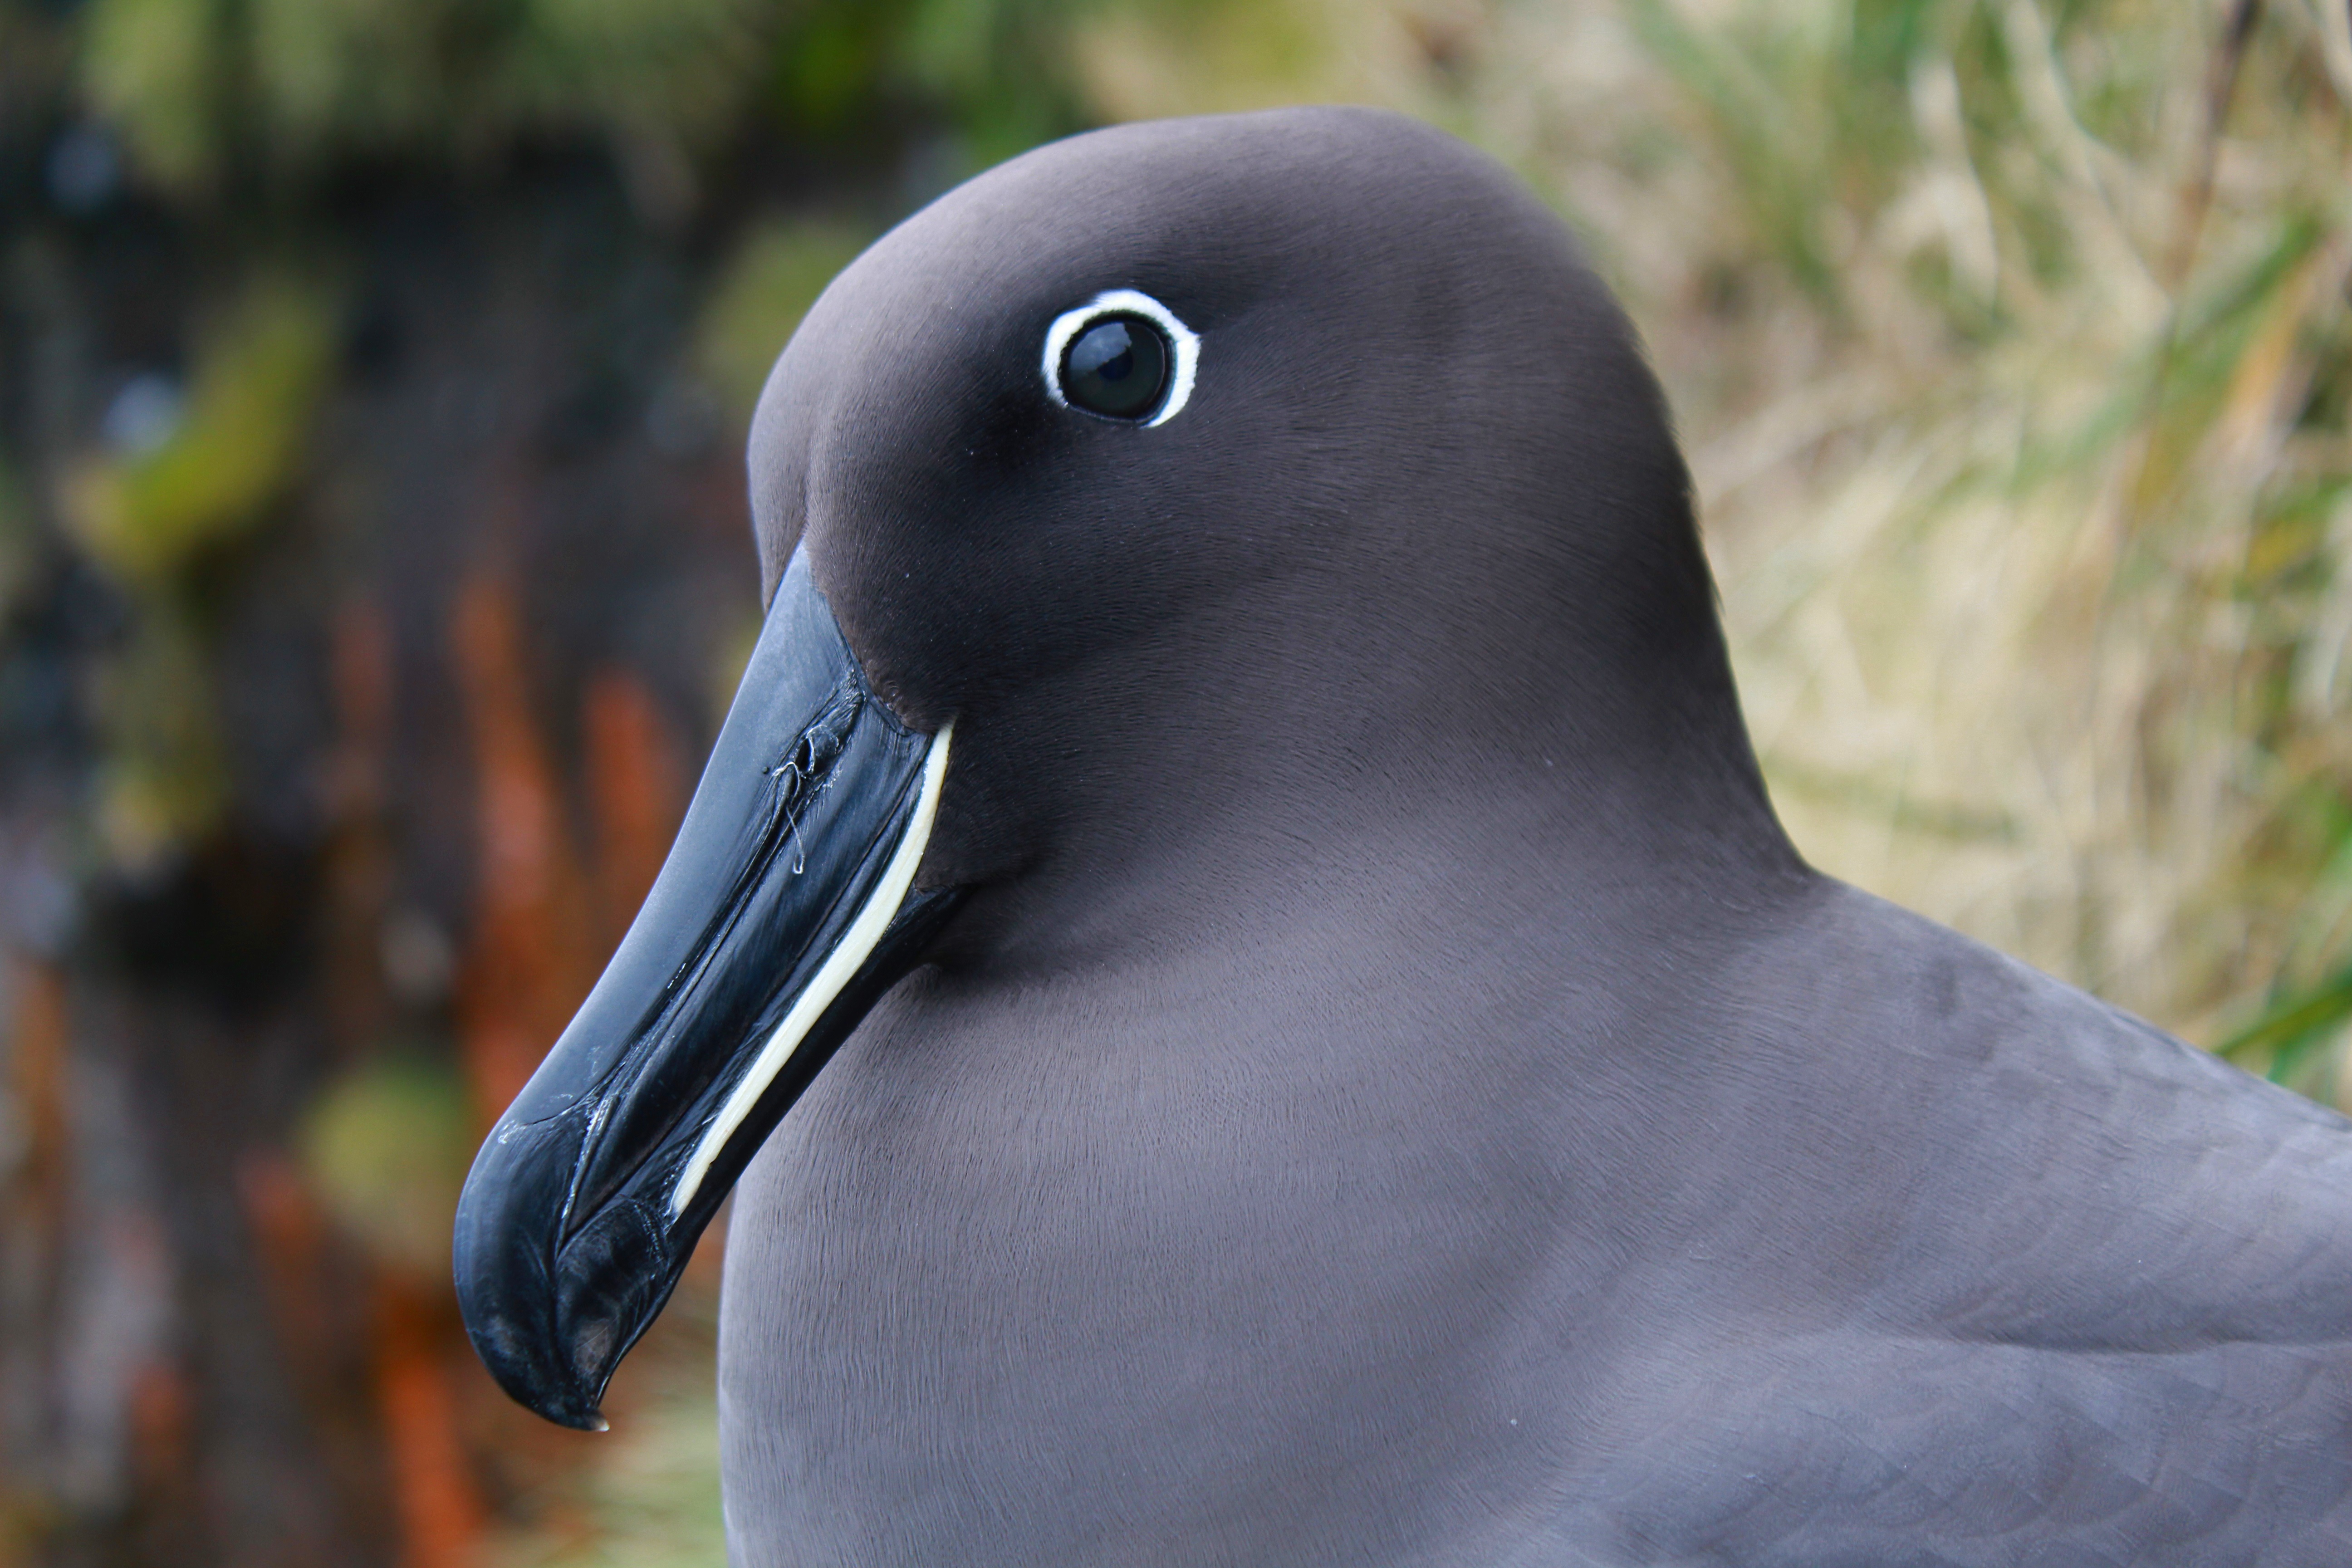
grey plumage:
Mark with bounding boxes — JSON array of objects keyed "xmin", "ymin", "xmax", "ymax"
[{"xmin": 515, "ymin": 106, "xmax": 2352, "ymax": 1564}]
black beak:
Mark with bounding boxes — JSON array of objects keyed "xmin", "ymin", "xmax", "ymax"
[{"xmin": 453, "ymin": 550, "xmax": 956, "ymax": 1430}]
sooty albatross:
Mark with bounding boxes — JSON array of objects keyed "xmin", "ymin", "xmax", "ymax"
[{"xmin": 455, "ymin": 107, "xmax": 2352, "ymax": 1565}]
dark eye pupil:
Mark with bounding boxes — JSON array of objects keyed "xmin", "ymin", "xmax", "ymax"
[{"xmin": 1060, "ymin": 316, "xmax": 1170, "ymax": 420}]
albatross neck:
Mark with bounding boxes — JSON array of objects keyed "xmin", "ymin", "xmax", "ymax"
[{"xmin": 924, "ymin": 564, "xmax": 1804, "ymax": 972}]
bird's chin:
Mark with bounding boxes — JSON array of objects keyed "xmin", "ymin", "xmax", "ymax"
[{"xmin": 452, "ymin": 549, "xmax": 959, "ymax": 1429}]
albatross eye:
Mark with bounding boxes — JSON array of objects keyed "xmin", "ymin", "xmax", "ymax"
[
  {"xmin": 1058, "ymin": 316, "xmax": 1169, "ymax": 421},
  {"xmin": 1041, "ymin": 289, "xmax": 1199, "ymax": 426}
]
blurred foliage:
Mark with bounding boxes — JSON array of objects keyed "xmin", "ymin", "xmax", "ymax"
[
  {"xmin": 63, "ymin": 279, "xmax": 337, "ymax": 868},
  {"xmin": 299, "ymin": 1051, "xmax": 474, "ymax": 1278},
  {"xmin": 88, "ymin": 599, "xmax": 230, "ymax": 874},
  {"xmin": 0, "ymin": 458, "xmax": 29, "ymax": 626},
  {"xmin": 80, "ymin": 0, "xmax": 778, "ymax": 199},
  {"xmin": 696, "ymin": 219, "xmax": 875, "ymax": 421},
  {"xmin": 70, "ymin": 0, "xmax": 1117, "ymax": 207},
  {"xmin": 1068, "ymin": 0, "xmax": 1450, "ymax": 125},
  {"xmin": 2219, "ymin": 959, "xmax": 2352, "ymax": 1093},
  {"xmin": 888, "ymin": 0, "xmax": 1096, "ymax": 163},
  {"xmin": 65, "ymin": 280, "xmax": 335, "ymax": 582}
]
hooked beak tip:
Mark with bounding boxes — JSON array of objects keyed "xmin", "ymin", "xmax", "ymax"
[{"xmin": 464, "ymin": 1305, "xmax": 619, "ymax": 1431}]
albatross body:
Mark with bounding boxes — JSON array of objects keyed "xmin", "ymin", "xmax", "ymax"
[{"xmin": 456, "ymin": 108, "xmax": 2352, "ymax": 1565}]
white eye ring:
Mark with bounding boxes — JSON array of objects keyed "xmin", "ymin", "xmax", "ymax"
[{"xmin": 1041, "ymin": 289, "xmax": 1199, "ymax": 428}]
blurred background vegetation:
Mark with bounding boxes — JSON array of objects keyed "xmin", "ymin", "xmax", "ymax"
[{"xmin": 0, "ymin": 0, "xmax": 2344, "ymax": 1563}]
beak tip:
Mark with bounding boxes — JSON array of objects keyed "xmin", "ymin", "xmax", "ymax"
[
  {"xmin": 532, "ymin": 1388, "xmax": 613, "ymax": 1433},
  {"xmin": 456, "ymin": 1114, "xmax": 657, "ymax": 1431},
  {"xmin": 466, "ymin": 1314, "xmax": 620, "ymax": 1431},
  {"xmin": 526, "ymin": 1396, "xmax": 612, "ymax": 1434},
  {"xmin": 456, "ymin": 1186, "xmax": 676, "ymax": 1431}
]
